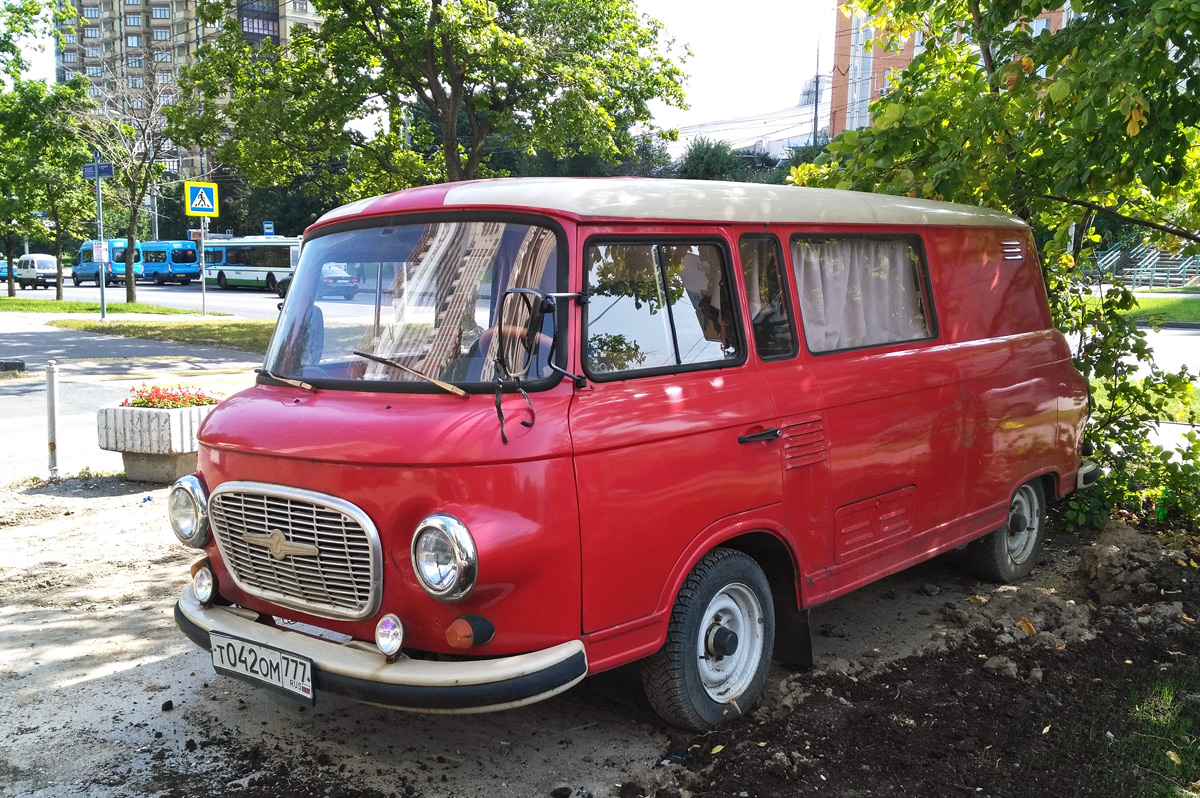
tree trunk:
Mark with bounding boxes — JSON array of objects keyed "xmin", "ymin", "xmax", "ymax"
[
  {"xmin": 125, "ymin": 207, "xmax": 139, "ymax": 304},
  {"xmin": 5, "ymin": 235, "xmax": 15, "ymax": 298}
]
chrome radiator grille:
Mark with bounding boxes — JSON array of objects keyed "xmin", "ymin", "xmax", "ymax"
[{"xmin": 209, "ymin": 482, "xmax": 381, "ymax": 621}]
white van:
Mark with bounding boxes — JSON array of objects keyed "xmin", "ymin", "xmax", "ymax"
[{"xmin": 16, "ymin": 254, "xmax": 58, "ymax": 289}]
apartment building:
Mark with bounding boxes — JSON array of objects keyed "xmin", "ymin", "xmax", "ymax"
[
  {"xmin": 828, "ymin": 5, "xmax": 1073, "ymax": 137},
  {"xmin": 54, "ymin": 0, "xmax": 321, "ymax": 174}
]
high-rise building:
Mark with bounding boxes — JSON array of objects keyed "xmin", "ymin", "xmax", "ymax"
[{"xmin": 54, "ymin": 0, "xmax": 321, "ymax": 175}]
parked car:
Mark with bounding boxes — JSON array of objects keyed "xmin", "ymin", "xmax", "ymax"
[
  {"xmin": 16, "ymin": 254, "xmax": 59, "ymax": 289},
  {"xmin": 275, "ymin": 264, "xmax": 357, "ymax": 299},
  {"xmin": 169, "ymin": 178, "xmax": 1096, "ymax": 732}
]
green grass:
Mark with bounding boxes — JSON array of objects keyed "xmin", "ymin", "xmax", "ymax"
[
  {"xmin": 1091, "ymin": 380, "xmax": 1200, "ymax": 424},
  {"xmin": 1141, "ymin": 286, "xmax": 1200, "ymax": 294},
  {"xmin": 0, "ymin": 296, "xmax": 207, "ymax": 315},
  {"xmin": 1093, "ymin": 667, "xmax": 1200, "ymax": 797},
  {"xmin": 1125, "ymin": 295, "xmax": 1200, "ymax": 324},
  {"xmin": 49, "ymin": 318, "xmax": 278, "ymax": 354}
]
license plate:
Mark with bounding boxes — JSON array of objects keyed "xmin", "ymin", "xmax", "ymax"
[{"xmin": 210, "ymin": 633, "xmax": 315, "ymax": 705}]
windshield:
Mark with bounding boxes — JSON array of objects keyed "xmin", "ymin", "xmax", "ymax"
[{"xmin": 264, "ymin": 219, "xmax": 561, "ymax": 389}]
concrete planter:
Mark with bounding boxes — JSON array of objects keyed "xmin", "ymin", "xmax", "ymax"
[{"xmin": 96, "ymin": 404, "xmax": 215, "ymax": 482}]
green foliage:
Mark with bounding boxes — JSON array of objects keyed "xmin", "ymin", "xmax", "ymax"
[
  {"xmin": 675, "ymin": 138, "xmax": 787, "ymax": 184},
  {"xmin": 804, "ymin": 1, "xmax": 1200, "ymax": 532},
  {"xmin": 586, "ymin": 333, "xmax": 646, "ymax": 372},
  {"xmin": 172, "ymin": 0, "xmax": 687, "ymax": 189}
]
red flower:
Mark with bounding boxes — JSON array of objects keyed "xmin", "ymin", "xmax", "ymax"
[{"xmin": 121, "ymin": 383, "xmax": 220, "ymax": 409}]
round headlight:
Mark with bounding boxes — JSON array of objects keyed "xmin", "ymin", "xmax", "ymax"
[
  {"xmin": 375, "ymin": 614, "xmax": 405, "ymax": 658},
  {"xmin": 168, "ymin": 475, "xmax": 209, "ymax": 547},
  {"xmin": 410, "ymin": 514, "xmax": 477, "ymax": 602}
]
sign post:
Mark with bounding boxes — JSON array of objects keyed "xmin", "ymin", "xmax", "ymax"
[
  {"xmin": 184, "ymin": 181, "xmax": 219, "ymax": 317},
  {"xmin": 84, "ymin": 152, "xmax": 115, "ymax": 320}
]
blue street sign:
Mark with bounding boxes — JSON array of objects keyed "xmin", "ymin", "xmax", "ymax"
[
  {"xmin": 263, "ymin": 221, "xmax": 275, "ymax": 235},
  {"xmin": 83, "ymin": 163, "xmax": 114, "ymax": 179}
]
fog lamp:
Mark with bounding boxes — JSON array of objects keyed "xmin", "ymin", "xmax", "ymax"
[
  {"xmin": 375, "ymin": 614, "xmax": 405, "ymax": 659},
  {"xmin": 192, "ymin": 566, "xmax": 215, "ymax": 604}
]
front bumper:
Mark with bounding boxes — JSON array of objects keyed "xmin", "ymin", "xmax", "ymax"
[
  {"xmin": 174, "ymin": 586, "xmax": 588, "ymax": 712},
  {"xmin": 1077, "ymin": 459, "xmax": 1100, "ymax": 490}
]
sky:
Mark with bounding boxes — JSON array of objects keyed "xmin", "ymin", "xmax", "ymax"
[
  {"xmin": 19, "ymin": 0, "xmax": 839, "ymax": 132},
  {"xmin": 633, "ymin": 0, "xmax": 838, "ymax": 133}
]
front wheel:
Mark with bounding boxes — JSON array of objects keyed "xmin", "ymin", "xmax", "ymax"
[
  {"xmin": 217, "ymin": 271, "xmax": 228, "ymax": 289},
  {"xmin": 265, "ymin": 273, "xmax": 277, "ymax": 292},
  {"xmin": 641, "ymin": 548, "xmax": 774, "ymax": 730},
  {"xmin": 967, "ymin": 479, "xmax": 1047, "ymax": 583},
  {"xmin": 72, "ymin": 276, "xmax": 81, "ymax": 287}
]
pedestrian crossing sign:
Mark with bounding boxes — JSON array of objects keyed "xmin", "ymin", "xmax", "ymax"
[{"xmin": 184, "ymin": 181, "xmax": 219, "ymax": 217}]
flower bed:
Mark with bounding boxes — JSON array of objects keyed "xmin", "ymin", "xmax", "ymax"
[{"xmin": 97, "ymin": 385, "xmax": 221, "ymax": 482}]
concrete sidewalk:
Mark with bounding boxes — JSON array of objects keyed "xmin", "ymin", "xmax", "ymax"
[{"xmin": 0, "ymin": 312, "xmax": 262, "ymax": 483}]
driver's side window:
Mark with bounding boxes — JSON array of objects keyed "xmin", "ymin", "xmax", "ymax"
[{"xmin": 583, "ymin": 240, "xmax": 742, "ymax": 378}]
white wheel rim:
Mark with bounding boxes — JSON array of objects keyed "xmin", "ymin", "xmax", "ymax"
[
  {"xmin": 1006, "ymin": 485, "xmax": 1041, "ymax": 564},
  {"xmin": 695, "ymin": 582, "xmax": 765, "ymax": 703}
]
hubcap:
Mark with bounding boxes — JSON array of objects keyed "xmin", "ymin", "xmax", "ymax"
[
  {"xmin": 696, "ymin": 582, "xmax": 764, "ymax": 702},
  {"xmin": 1005, "ymin": 485, "xmax": 1041, "ymax": 564}
]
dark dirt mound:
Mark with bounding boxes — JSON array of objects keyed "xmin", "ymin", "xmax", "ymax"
[{"xmin": 633, "ymin": 523, "xmax": 1200, "ymax": 798}]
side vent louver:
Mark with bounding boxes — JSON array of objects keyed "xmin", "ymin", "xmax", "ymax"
[{"xmin": 1000, "ymin": 240, "xmax": 1023, "ymax": 261}]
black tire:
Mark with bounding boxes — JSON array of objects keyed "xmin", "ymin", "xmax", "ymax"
[
  {"xmin": 180, "ymin": 278, "xmax": 191, "ymax": 286},
  {"xmin": 265, "ymin": 273, "xmax": 277, "ymax": 292},
  {"xmin": 96, "ymin": 275, "xmax": 103, "ymax": 287},
  {"xmin": 154, "ymin": 273, "xmax": 165, "ymax": 286},
  {"xmin": 967, "ymin": 480, "xmax": 1047, "ymax": 583},
  {"xmin": 342, "ymin": 290, "xmax": 356, "ymax": 300},
  {"xmin": 19, "ymin": 280, "xmax": 27, "ymax": 289},
  {"xmin": 641, "ymin": 548, "xmax": 774, "ymax": 730},
  {"xmin": 217, "ymin": 271, "xmax": 228, "ymax": 289},
  {"xmin": 72, "ymin": 276, "xmax": 81, "ymax": 287}
]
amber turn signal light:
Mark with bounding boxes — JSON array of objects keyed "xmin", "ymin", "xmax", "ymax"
[{"xmin": 445, "ymin": 615, "xmax": 495, "ymax": 649}]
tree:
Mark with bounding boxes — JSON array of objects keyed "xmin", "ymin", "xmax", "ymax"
[
  {"xmin": 675, "ymin": 138, "xmax": 746, "ymax": 182},
  {"xmin": 78, "ymin": 38, "xmax": 182, "ymax": 303},
  {"xmin": 2, "ymin": 77, "xmax": 94, "ymax": 299},
  {"xmin": 791, "ymin": 1, "xmax": 1200, "ymax": 529},
  {"xmin": 171, "ymin": 0, "xmax": 687, "ymax": 190}
]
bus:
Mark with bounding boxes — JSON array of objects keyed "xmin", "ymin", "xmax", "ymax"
[
  {"xmin": 141, "ymin": 240, "xmax": 200, "ymax": 285},
  {"xmin": 202, "ymin": 236, "xmax": 302, "ymax": 292}
]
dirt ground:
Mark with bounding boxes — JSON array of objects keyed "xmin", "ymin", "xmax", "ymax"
[{"xmin": 1, "ymin": 475, "xmax": 1197, "ymax": 798}]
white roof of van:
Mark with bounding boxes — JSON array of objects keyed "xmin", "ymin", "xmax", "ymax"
[{"xmin": 316, "ymin": 178, "xmax": 1027, "ymax": 229}]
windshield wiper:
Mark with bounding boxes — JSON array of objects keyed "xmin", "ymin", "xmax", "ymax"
[
  {"xmin": 255, "ymin": 368, "xmax": 314, "ymax": 392},
  {"xmin": 352, "ymin": 350, "xmax": 468, "ymax": 397}
]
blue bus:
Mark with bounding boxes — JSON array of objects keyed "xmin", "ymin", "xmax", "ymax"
[
  {"xmin": 141, "ymin": 240, "xmax": 201, "ymax": 285},
  {"xmin": 74, "ymin": 239, "xmax": 144, "ymax": 286}
]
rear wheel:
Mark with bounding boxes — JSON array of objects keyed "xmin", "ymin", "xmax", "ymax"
[
  {"xmin": 265, "ymin": 273, "xmax": 277, "ymax": 292},
  {"xmin": 180, "ymin": 278, "xmax": 191, "ymax": 286},
  {"xmin": 967, "ymin": 480, "xmax": 1047, "ymax": 583},
  {"xmin": 154, "ymin": 273, "xmax": 165, "ymax": 285},
  {"xmin": 641, "ymin": 548, "xmax": 774, "ymax": 730},
  {"xmin": 342, "ymin": 290, "xmax": 356, "ymax": 300}
]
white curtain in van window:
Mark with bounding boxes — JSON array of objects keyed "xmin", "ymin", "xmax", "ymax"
[{"xmin": 791, "ymin": 237, "xmax": 930, "ymax": 352}]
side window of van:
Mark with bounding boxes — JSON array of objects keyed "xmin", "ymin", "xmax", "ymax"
[
  {"xmin": 584, "ymin": 241, "xmax": 741, "ymax": 377},
  {"xmin": 144, "ymin": 250, "xmax": 167, "ymax": 263},
  {"xmin": 790, "ymin": 236, "xmax": 934, "ymax": 353},
  {"xmin": 739, "ymin": 235, "xmax": 797, "ymax": 360}
]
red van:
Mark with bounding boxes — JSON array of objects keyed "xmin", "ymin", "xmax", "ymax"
[{"xmin": 168, "ymin": 178, "xmax": 1096, "ymax": 730}]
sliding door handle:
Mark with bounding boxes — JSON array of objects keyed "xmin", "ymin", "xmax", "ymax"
[{"xmin": 738, "ymin": 427, "xmax": 782, "ymax": 445}]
